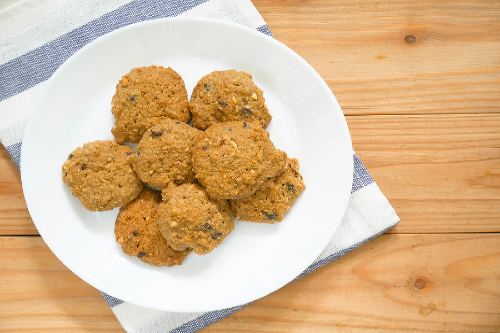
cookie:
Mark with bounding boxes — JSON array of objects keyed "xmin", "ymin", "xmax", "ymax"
[
  {"xmin": 192, "ymin": 121, "xmax": 287, "ymax": 200},
  {"xmin": 115, "ymin": 190, "xmax": 191, "ymax": 266},
  {"xmin": 189, "ymin": 70, "xmax": 271, "ymax": 130},
  {"xmin": 230, "ymin": 158, "xmax": 305, "ymax": 223},
  {"xmin": 157, "ymin": 184, "xmax": 234, "ymax": 255},
  {"xmin": 62, "ymin": 140, "xmax": 142, "ymax": 211},
  {"xmin": 130, "ymin": 119, "xmax": 201, "ymax": 189},
  {"xmin": 111, "ymin": 66, "xmax": 190, "ymax": 143}
]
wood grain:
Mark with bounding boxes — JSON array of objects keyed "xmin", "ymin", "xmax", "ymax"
[
  {"xmin": 0, "ymin": 147, "xmax": 34, "ymax": 235},
  {"xmin": 1, "ymin": 1, "xmax": 500, "ymax": 332},
  {"xmin": 1, "ymin": 235, "xmax": 499, "ymax": 332},
  {"xmin": 254, "ymin": 0, "xmax": 500, "ymax": 115},
  {"xmin": 207, "ymin": 233, "xmax": 500, "ymax": 333},
  {"xmin": 2, "ymin": 113, "xmax": 498, "ymax": 235},
  {"xmin": 0, "ymin": 237, "xmax": 121, "ymax": 332},
  {"xmin": 350, "ymin": 113, "xmax": 500, "ymax": 233}
]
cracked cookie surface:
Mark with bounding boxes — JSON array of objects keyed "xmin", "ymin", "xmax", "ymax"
[
  {"xmin": 62, "ymin": 140, "xmax": 142, "ymax": 211},
  {"xmin": 111, "ymin": 66, "xmax": 189, "ymax": 143},
  {"xmin": 192, "ymin": 121, "xmax": 287, "ymax": 200},
  {"xmin": 130, "ymin": 119, "xmax": 201, "ymax": 189},
  {"xmin": 157, "ymin": 184, "xmax": 234, "ymax": 255},
  {"xmin": 230, "ymin": 158, "xmax": 305, "ymax": 223},
  {"xmin": 115, "ymin": 190, "xmax": 191, "ymax": 266},
  {"xmin": 190, "ymin": 70, "xmax": 271, "ymax": 130}
]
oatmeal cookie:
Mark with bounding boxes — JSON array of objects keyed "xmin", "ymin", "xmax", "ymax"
[
  {"xmin": 111, "ymin": 66, "xmax": 189, "ymax": 143},
  {"xmin": 230, "ymin": 158, "xmax": 305, "ymax": 223},
  {"xmin": 62, "ymin": 140, "xmax": 142, "ymax": 211},
  {"xmin": 115, "ymin": 190, "xmax": 191, "ymax": 266},
  {"xmin": 192, "ymin": 121, "xmax": 287, "ymax": 200},
  {"xmin": 130, "ymin": 119, "xmax": 201, "ymax": 189},
  {"xmin": 157, "ymin": 184, "xmax": 234, "ymax": 255},
  {"xmin": 190, "ymin": 70, "xmax": 271, "ymax": 130}
]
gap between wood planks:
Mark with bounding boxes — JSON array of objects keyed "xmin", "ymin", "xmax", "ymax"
[{"xmin": 345, "ymin": 111, "xmax": 500, "ymax": 116}]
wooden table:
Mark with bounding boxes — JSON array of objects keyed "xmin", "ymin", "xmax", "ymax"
[{"xmin": 1, "ymin": 1, "xmax": 499, "ymax": 332}]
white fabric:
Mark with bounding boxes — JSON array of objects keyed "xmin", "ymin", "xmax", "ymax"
[
  {"xmin": 0, "ymin": 0, "xmax": 132, "ymax": 63},
  {"xmin": 0, "ymin": 1, "xmax": 399, "ymax": 332}
]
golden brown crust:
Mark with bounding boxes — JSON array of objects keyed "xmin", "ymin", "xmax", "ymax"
[
  {"xmin": 190, "ymin": 70, "xmax": 271, "ymax": 130},
  {"xmin": 230, "ymin": 158, "xmax": 305, "ymax": 223},
  {"xmin": 111, "ymin": 66, "xmax": 189, "ymax": 143},
  {"xmin": 62, "ymin": 140, "xmax": 142, "ymax": 211},
  {"xmin": 115, "ymin": 190, "xmax": 191, "ymax": 266},
  {"xmin": 130, "ymin": 119, "xmax": 201, "ymax": 189},
  {"xmin": 192, "ymin": 121, "xmax": 287, "ymax": 200},
  {"xmin": 157, "ymin": 184, "xmax": 234, "ymax": 255}
]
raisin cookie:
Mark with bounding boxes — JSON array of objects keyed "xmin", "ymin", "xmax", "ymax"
[
  {"xmin": 189, "ymin": 70, "xmax": 271, "ymax": 130},
  {"xmin": 115, "ymin": 190, "xmax": 191, "ymax": 266},
  {"xmin": 130, "ymin": 119, "xmax": 201, "ymax": 189},
  {"xmin": 62, "ymin": 140, "xmax": 142, "ymax": 211},
  {"xmin": 157, "ymin": 184, "xmax": 234, "ymax": 255},
  {"xmin": 111, "ymin": 66, "xmax": 190, "ymax": 143},
  {"xmin": 230, "ymin": 158, "xmax": 305, "ymax": 223},
  {"xmin": 192, "ymin": 121, "xmax": 287, "ymax": 200}
]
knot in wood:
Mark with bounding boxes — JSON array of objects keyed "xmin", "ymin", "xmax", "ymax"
[
  {"xmin": 405, "ymin": 34, "xmax": 416, "ymax": 43},
  {"xmin": 414, "ymin": 277, "xmax": 427, "ymax": 289}
]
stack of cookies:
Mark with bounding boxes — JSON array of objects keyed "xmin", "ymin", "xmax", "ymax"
[{"xmin": 62, "ymin": 66, "xmax": 305, "ymax": 266}]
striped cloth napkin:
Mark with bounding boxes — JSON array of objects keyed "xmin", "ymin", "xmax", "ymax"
[{"xmin": 0, "ymin": 0, "xmax": 399, "ymax": 332}]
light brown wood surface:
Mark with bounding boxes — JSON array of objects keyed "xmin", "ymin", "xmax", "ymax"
[
  {"xmin": 2, "ymin": 235, "xmax": 500, "ymax": 332},
  {"xmin": 1, "ymin": 0, "xmax": 499, "ymax": 332}
]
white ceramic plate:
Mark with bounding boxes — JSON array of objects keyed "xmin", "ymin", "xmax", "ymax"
[{"xmin": 21, "ymin": 18, "xmax": 352, "ymax": 312}]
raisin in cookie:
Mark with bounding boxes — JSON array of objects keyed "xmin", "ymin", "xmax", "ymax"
[
  {"xmin": 230, "ymin": 158, "xmax": 305, "ymax": 223},
  {"xmin": 111, "ymin": 66, "xmax": 189, "ymax": 143},
  {"xmin": 130, "ymin": 119, "xmax": 201, "ymax": 189},
  {"xmin": 62, "ymin": 140, "xmax": 142, "ymax": 211},
  {"xmin": 157, "ymin": 184, "xmax": 234, "ymax": 255},
  {"xmin": 190, "ymin": 70, "xmax": 271, "ymax": 130},
  {"xmin": 115, "ymin": 190, "xmax": 190, "ymax": 266},
  {"xmin": 192, "ymin": 121, "xmax": 287, "ymax": 200}
]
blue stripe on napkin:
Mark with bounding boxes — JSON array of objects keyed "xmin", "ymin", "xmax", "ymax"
[
  {"xmin": 256, "ymin": 24, "xmax": 272, "ymax": 36},
  {"xmin": 5, "ymin": 143, "xmax": 22, "ymax": 167},
  {"xmin": 352, "ymin": 154, "xmax": 373, "ymax": 192},
  {"xmin": 297, "ymin": 225, "xmax": 391, "ymax": 278},
  {"xmin": 0, "ymin": 0, "xmax": 208, "ymax": 101},
  {"xmin": 102, "ymin": 292, "xmax": 125, "ymax": 307}
]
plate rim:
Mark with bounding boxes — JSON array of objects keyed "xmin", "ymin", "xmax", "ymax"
[{"xmin": 20, "ymin": 17, "xmax": 353, "ymax": 312}]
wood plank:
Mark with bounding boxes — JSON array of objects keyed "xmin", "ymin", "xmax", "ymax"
[
  {"xmin": 208, "ymin": 233, "xmax": 500, "ymax": 333},
  {"xmin": 1, "ymin": 234, "xmax": 499, "ymax": 332},
  {"xmin": 253, "ymin": 0, "xmax": 500, "ymax": 115},
  {"xmin": 349, "ymin": 113, "xmax": 500, "ymax": 233},
  {"xmin": 1, "ymin": 113, "xmax": 498, "ymax": 235},
  {"xmin": 0, "ymin": 147, "xmax": 35, "ymax": 235},
  {"xmin": 0, "ymin": 237, "xmax": 122, "ymax": 332}
]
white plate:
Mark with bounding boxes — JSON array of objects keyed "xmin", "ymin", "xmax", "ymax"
[{"xmin": 21, "ymin": 18, "xmax": 352, "ymax": 312}]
